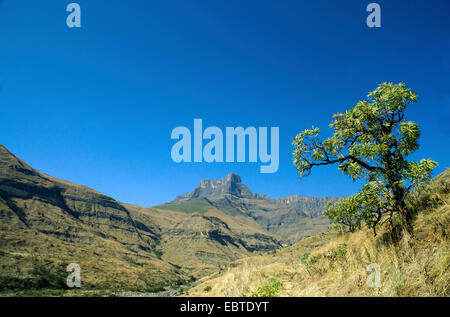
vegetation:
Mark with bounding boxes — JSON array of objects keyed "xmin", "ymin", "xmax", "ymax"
[
  {"xmin": 187, "ymin": 168, "xmax": 449, "ymax": 297},
  {"xmin": 203, "ymin": 286, "xmax": 212, "ymax": 292},
  {"xmin": 293, "ymin": 82, "xmax": 438, "ymax": 235},
  {"xmin": 253, "ymin": 278, "xmax": 283, "ymax": 297},
  {"xmin": 0, "ymin": 105, "xmax": 446, "ymax": 298},
  {"xmin": 0, "ymin": 144, "xmax": 285, "ymax": 295},
  {"xmin": 0, "ymin": 259, "xmax": 67, "ymax": 291}
]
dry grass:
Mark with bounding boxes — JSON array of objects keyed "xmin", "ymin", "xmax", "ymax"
[{"xmin": 188, "ymin": 171, "xmax": 450, "ymax": 297}]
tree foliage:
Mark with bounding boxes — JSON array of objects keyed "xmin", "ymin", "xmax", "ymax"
[{"xmin": 293, "ymin": 83, "xmax": 438, "ymax": 235}]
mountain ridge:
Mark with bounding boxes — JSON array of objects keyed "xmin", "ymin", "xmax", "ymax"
[
  {"xmin": 172, "ymin": 172, "xmax": 335, "ymax": 204},
  {"xmin": 0, "ymin": 145, "xmax": 284, "ymax": 290},
  {"xmin": 157, "ymin": 172, "xmax": 340, "ymax": 243}
]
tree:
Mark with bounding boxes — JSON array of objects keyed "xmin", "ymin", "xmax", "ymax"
[{"xmin": 292, "ymin": 83, "xmax": 438, "ymax": 235}]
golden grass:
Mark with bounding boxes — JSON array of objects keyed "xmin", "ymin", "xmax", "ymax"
[{"xmin": 188, "ymin": 185, "xmax": 449, "ymax": 297}]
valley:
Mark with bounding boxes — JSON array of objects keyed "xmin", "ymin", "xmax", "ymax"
[
  {"xmin": 0, "ymin": 144, "xmax": 448, "ymax": 297},
  {"xmin": 0, "ymin": 144, "xmax": 336, "ymax": 294}
]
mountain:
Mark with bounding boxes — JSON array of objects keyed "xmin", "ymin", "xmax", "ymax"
[
  {"xmin": 124, "ymin": 202, "xmax": 282, "ymax": 277},
  {"xmin": 0, "ymin": 145, "xmax": 281, "ymax": 292},
  {"xmin": 0, "ymin": 144, "xmax": 185, "ymax": 291},
  {"xmin": 173, "ymin": 173, "xmax": 254, "ymax": 201},
  {"xmin": 0, "ymin": 145, "xmax": 338, "ymax": 294},
  {"xmin": 157, "ymin": 173, "xmax": 339, "ymax": 243}
]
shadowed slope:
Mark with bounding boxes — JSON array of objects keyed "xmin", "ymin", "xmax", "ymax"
[{"xmin": 0, "ymin": 145, "xmax": 186, "ymax": 291}]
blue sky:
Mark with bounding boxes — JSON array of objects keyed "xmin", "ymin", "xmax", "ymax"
[{"xmin": 0, "ymin": 0, "xmax": 449, "ymax": 206}]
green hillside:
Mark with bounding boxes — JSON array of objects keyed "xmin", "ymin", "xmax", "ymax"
[{"xmin": 155, "ymin": 198, "xmax": 214, "ymax": 214}]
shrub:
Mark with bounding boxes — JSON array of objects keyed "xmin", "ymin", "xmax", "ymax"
[
  {"xmin": 204, "ymin": 286, "xmax": 212, "ymax": 292},
  {"xmin": 336, "ymin": 243, "xmax": 347, "ymax": 257},
  {"xmin": 255, "ymin": 278, "xmax": 283, "ymax": 297}
]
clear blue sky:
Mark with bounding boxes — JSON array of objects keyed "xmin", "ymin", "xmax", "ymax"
[{"xmin": 0, "ymin": 0, "xmax": 449, "ymax": 206}]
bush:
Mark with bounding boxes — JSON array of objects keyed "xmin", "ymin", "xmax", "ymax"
[
  {"xmin": 204, "ymin": 286, "xmax": 212, "ymax": 292},
  {"xmin": 154, "ymin": 250, "xmax": 163, "ymax": 259},
  {"xmin": 254, "ymin": 278, "xmax": 283, "ymax": 297},
  {"xmin": 336, "ymin": 243, "xmax": 347, "ymax": 257},
  {"xmin": 300, "ymin": 252, "xmax": 310, "ymax": 265}
]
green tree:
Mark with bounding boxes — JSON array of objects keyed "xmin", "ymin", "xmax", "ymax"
[{"xmin": 293, "ymin": 83, "xmax": 437, "ymax": 235}]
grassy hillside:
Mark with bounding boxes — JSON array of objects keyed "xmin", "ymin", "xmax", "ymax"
[
  {"xmin": 0, "ymin": 228, "xmax": 186, "ymax": 296},
  {"xmin": 187, "ymin": 169, "xmax": 449, "ymax": 297},
  {"xmin": 126, "ymin": 204, "xmax": 282, "ymax": 278},
  {"xmin": 0, "ymin": 144, "xmax": 282, "ymax": 296},
  {"xmin": 1, "ymin": 142, "xmax": 446, "ymax": 297},
  {"xmin": 0, "ymin": 145, "xmax": 190, "ymax": 295},
  {"xmin": 155, "ymin": 198, "xmax": 214, "ymax": 214}
]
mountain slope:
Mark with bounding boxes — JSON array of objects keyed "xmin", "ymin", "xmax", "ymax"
[
  {"xmin": 0, "ymin": 145, "xmax": 340, "ymax": 293},
  {"xmin": 125, "ymin": 202, "xmax": 282, "ymax": 277},
  {"xmin": 187, "ymin": 168, "xmax": 450, "ymax": 297},
  {"xmin": 0, "ymin": 145, "xmax": 187, "ymax": 291},
  {"xmin": 0, "ymin": 145, "xmax": 281, "ymax": 291}
]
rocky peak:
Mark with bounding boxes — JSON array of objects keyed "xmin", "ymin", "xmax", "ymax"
[
  {"xmin": 199, "ymin": 173, "xmax": 241, "ymax": 188},
  {"xmin": 225, "ymin": 173, "xmax": 241, "ymax": 184},
  {"xmin": 173, "ymin": 173, "xmax": 253, "ymax": 202}
]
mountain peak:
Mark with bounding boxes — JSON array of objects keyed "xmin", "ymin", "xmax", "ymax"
[
  {"xmin": 173, "ymin": 173, "xmax": 252, "ymax": 202},
  {"xmin": 0, "ymin": 144, "xmax": 33, "ymax": 171},
  {"xmin": 0, "ymin": 144, "xmax": 14, "ymax": 158},
  {"xmin": 225, "ymin": 173, "xmax": 241, "ymax": 184},
  {"xmin": 199, "ymin": 173, "xmax": 241, "ymax": 186}
]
